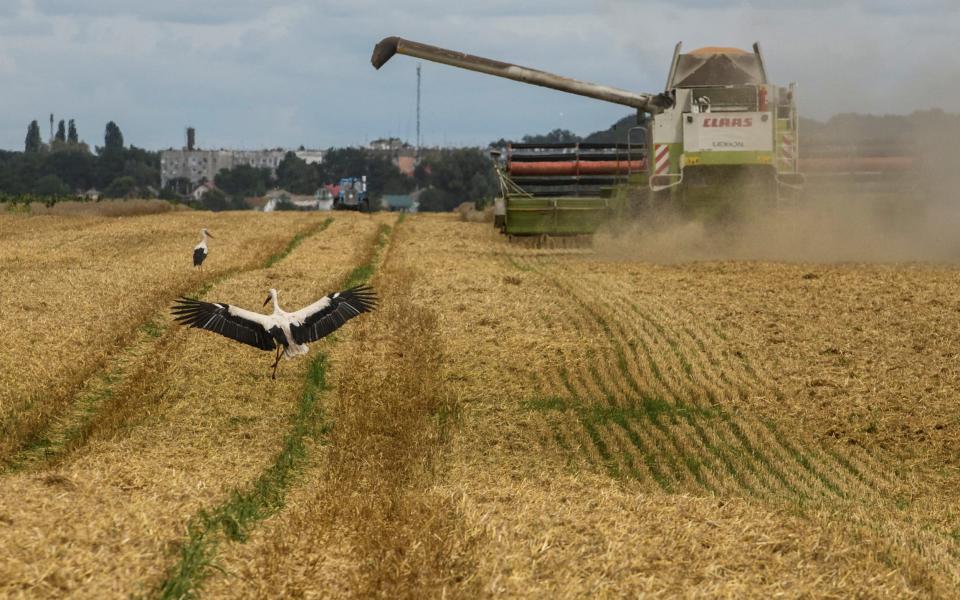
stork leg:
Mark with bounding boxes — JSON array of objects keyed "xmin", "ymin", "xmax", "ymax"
[{"xmin": 271, "ymin": 346, "xmax": 282, "ymax": 380}]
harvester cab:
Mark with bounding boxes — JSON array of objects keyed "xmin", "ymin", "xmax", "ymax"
[
  {"xmin": 652, "ymin": 43, "xmax": 803, "ymax": 198},
  {"xmin": 372, "ymin": 36, "xmax": 802, "ymax": 233}
]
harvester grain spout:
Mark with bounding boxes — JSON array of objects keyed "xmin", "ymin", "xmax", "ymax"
[{"xmin": 371, "ymin": 36, "xmax": 673, "ymax": 114}]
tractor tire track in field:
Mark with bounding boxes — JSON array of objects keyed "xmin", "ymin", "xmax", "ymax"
[
  {"xmin": 504, "ymin": 249, "xmax": 887, "ymax": 505},
  {"xmin": 623, "ymin": 291, "xmax": 890, "ymax": 498},
  {"xmin": 153, "ymin": 220, "xmax": 395, "ymax": 600},
  {"xmin": 2, "ymin": 217, "xmax": 334, "ymax": 474}
]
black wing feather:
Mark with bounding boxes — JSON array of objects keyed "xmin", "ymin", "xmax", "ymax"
[
  {"xmin": 171, "ymin": 298, "xmax": 275, "ymax": 351},
  {"xmin": 193, "ymin": 247, "xmax": 207, "ymax": 267},
  {"xmin": 291, "ymin": 285, "xmax": 377, "ymax": 344}
]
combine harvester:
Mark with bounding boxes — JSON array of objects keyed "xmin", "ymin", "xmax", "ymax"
[{"xmin": 372, "ymin": 37, "xmax": 805, "ymax": 236}]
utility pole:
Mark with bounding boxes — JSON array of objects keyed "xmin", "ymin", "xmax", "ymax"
[
  {"xmin": 416, "ymin": 63, "xmax": 421, "ymax": 160},
  {"xmin": 49, "ymin": 113, "xmax": 54, "ymax": 143}
]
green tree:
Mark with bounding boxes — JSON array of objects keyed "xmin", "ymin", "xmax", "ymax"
[
  {"xmin": 416, "ymin": 188, "xmax": 448, "ymax": 212},
  {"xmin": 123, "ymin": 145, "xmax": 159, "ymax": 169},
  {"xmin": 493, "ymin": 116, "xmax": 648, "ymax": 147},
  {"xmin": 489, "ymin": 128, "xmax": 583, "ymax": 148},
  {"xmin": 469, "ymin": 171, "xmax": 494, "ymax": 208},
  {"xmin": 159, "ymin": 186, "xmax": 179, "ymax": 201},
  {"xmin": 25, "ymin": 120, "xmax": 42, "ymax": 153},
  {"xmin": 416, "ymin": 148, "xmax": 496, "ymax": 212},
  {"xmin": 1, "ymin": 122, "xmax": 161, "ymax": 198},
  {"xmin": 67, "ymin": 119, "xmax": 79, "ymax": 143},
  {"xmin": 522, "ymin": 128, "xmax": 581, "ymax": 144},
  {"xmin": 582, "ymin": 114, "xmax": 644, "ymax": 144},
  {"xmin": 13, "ymin": 151, "xmax": 43, "ymax": 192},
  {"xmin": 276, "ymin": 151, "xmax": 318, "ymax": 195},
  {"xmin": 35, "ymin": 174, "xmax": 69, "ymax": 197},
  {"xmin": 95, "ymin": 152, "xmax": 124, "ymax": 188},
  {"xmin": 367, "ymin": 154, "xmax": 415, "ymax": 197},
  {"xmin": 44, "ymin": 149, "xmax": 96, "ymax": 191},
  {"xmin": 201, "ymin": 187, "xmax": 230, "ymax": 211},
  {"xmin": 123, "ymin": 160, "xmax": 159, "ymax": 188},
  {"xmin": 317, "ymin": 147, "xmax": 414, "ymax": 202},
  {"xmin": 317, "ymin": 147, "xmax": 368, "ymax": 183},
  {"xmin": 103, "ymin": 175, "xmax": 137, "ymax": 198},
  {"xmin": 55, "ymin": 120, "xmax": 66, "ymax": 142},
  {"xmin": 104, "ymin": 121, "xmax": 124, "ymax": 151},
  {"xmin": 94, "ymin": 122, "xmax": 126, "ymax": 188},
  {"xmin": 214, "ymin": 164, "xmax": 272, "ymax": 199}
]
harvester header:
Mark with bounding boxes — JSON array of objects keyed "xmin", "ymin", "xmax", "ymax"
[{"xmin": 371, "ymin": 36, "xmax": 674, "ymax": 114}]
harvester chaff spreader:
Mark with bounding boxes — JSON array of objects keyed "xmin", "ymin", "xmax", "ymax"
[{"xmin": 372, "ymin": 37, "xmax": 804, "ymax": 235}]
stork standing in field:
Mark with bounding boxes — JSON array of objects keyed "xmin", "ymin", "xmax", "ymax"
[
  {"xmin": 171, "ymin": 285, "xmax": 376, "ymax": 379},
  {"xmin": 193, "ymin": 228, "xmax": 213, "ymax": 269}
]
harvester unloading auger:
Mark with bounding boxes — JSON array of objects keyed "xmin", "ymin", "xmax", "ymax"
[{"xmin": 372, "ymin": 36, "xmax": 803, "ymax": 236}]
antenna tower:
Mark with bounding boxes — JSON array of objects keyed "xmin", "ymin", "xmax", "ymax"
[{"xmin": 416, "ymin": 63, "xmax": 421, "ymax": 159}]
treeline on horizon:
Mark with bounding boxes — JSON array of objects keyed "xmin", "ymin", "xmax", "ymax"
[
  {"xmin": 196, "ymin": 147, "xmax": 498, "ymax": 213},
  {"xmin": 3, "ymin": 119, "xmax": 161, "ymax": 202},
  {"xmin": 2, "ymin": 108, "xmax": 957, "ymax": 210},
  {"xmin": 0, "ymin": 118, "xmax": 500, "ymax": 212}
]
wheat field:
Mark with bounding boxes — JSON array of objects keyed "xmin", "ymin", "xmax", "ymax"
[{"xmin": 0, "ymin": 210, "xmax": 958, "ymax": 598}]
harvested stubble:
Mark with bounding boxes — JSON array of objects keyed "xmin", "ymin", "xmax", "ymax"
[
  {"xmin": 504, "ymin": 252, "xmax": 846, "ymax": 503},
  {"xmin": 202, "ymin": 217, "xmax": 477, "ymax": 598},
  {"xmin": 0, "ymin": 210, "xmax": 322, "ymax": 464},
  {"xmin": 193, "ymin": 214, "xmax": 959, "ymax": 596},
  {"xmin": 397, "ymin": 216, "xmax": 958, "ymax": 596},
  {"xmin": 498, "ymin": 237, "xmax": 960, "ymax": 594},
  {"xmin": 0, "ymin": 213, "xmax": 385, "ymax": 598},
  {"xmin": 2, "ymin": 212, "xmax": 959, "ymax": 597}
]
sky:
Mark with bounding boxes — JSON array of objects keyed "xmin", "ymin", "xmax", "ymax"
[{"xmin": 0, "ymin": 0, "xmax": 958, "ymax": 151}]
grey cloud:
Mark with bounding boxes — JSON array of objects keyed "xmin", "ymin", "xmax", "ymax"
[
  {"xmin": 0, "ymin": 10, "xmax": 54, "ymax": 35},
  {"xmin": 33, "ymin": 0, "xmax": 589, "ymax": 24},
  {"xmin": 32, "ymin": 0, "xmax": 274, "ymax": 25},
  {"xmin": 858, "ymin": 0, "xmax": 959, "ymax": 15},
  {"xmin": 317, "ymin": 0, "xmax": 587, "ymax": 18},
  {"xmin": 1, "ymin": 0, "xmax": 958, "ymax": 151}
]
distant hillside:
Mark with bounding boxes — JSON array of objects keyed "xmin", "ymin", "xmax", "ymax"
[
  {"xmin": 582, "ymin": 114, "xmax": 644, "ymax": 144},
  {"xmin": 489, "ymin": 115, "xmax": 643, "ymax": 147}
]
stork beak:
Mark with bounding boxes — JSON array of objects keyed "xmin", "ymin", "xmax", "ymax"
[
  {"xmin": 263, "ymin": 295, "xmax": 272, "ymax": 307},
  {"xmin": 206, "ymin": 232, "xmax": 214, "ymax": 238}
]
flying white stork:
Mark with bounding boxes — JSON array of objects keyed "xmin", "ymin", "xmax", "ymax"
[
  {"xmin": 193, "ymin": 228, "xmax": 213, "ymax": 269},
  {"xmin": 171, "ymin": 285, "xmax": 376, "ymax": 378}
]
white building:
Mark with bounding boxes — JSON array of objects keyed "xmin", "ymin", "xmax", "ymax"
[
  {"xmin": 191, "ymin": 182, "xmax": 216, "ymax": 201},
  {"xmin": 368, "ymin": 137, "xmax": 410, "ymax": 151},
  {"xmin": 295, "ymin": 150, "xmax": 325, "ymax": 165},
  {"xmin": 161, "ymin": 149, "xmax": 287, "ymax": 188}
]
